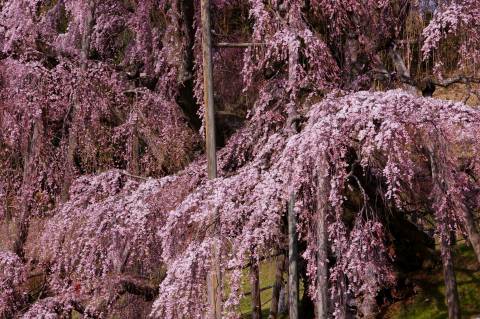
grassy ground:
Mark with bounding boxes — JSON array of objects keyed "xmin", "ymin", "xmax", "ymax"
[
  {"xmin": 384, "ymin": 245, "xmax": 480, "ymax": 319},
  {"xmin": 240, "ymin": 245, "xmax": 480, "ymax": 319},
  {"xmin": 239, "ymin": 259, "xmax": 304, "ymax": 319},
  {"xmin": 239, "ymin": 260, "xmax": 285, "ymax": 318}
]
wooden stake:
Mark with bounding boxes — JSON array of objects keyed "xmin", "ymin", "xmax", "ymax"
[
  {"xmin": 268, "ymin": 254, "xmax": 285, "ymax": 319},
  {"xmin": 200, "ymin": 0, "xmax": 221, "ymax": 318},
  {"xmin": 440, "ymin": 231, "xmax": 461, "ymax": 319},
  {"xmin": 316, "ymin": 160, "xmax": 329, "ymax": 319},
  {"xmin": 288, "ymin": 193, "xmax": 299, "ymax": 319},
  {"xmin": 429, "ymin": 149, "xmax": 461, "ymax": 319},
  {"xmin": 287, "ymin": 36, "xmax": 299, "ymax": 319},
  {"xmin": 250, "ymin": 260, "xmax": 262, "ymax": 319}
]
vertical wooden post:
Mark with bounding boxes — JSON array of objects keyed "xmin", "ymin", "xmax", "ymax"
[
  {"xmin": 200, "ymin": 0, "xmax": 217, "ymax": 180},
  {"xmin": 287, "ymin": 34, "xmax": 299, "ymax": 319},
  {"xmin": 288, "ymin": 193, "xmax": 299, "ymax": 319},
  {"xmin": 429, "ymin": 149, "xmax": 461, "ymax": 319},
  {"xmin": 440, "ymin": 230, "xmax": 461, "ymax": 319},
  {"xmin": 250, "ymin": 260, "xmax": 262, "ymax": 319},
  {"xmin": 268, "ymin": 254, "xmax": 285, "ymax": 319},
  {"xmin": 460, "ymin": 205, "xmax": 480, "ymax": 265},
  {"xmin": 316, "ymin": 160, "xmax": 329, "ymax": 319},
  {"xmin": 200, "ymin": 0, "xmax": 221, "ymax": 318}
]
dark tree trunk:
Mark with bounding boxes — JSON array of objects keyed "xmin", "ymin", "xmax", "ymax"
[
  {"xmin": 129, "ymin": 122, "xmax": 140, "ymax": 175},
  {"xmin": 61, "ymin": 0, "xmax": 95, "ymax": 202},
  {"xmin": 286, "ymin": 24, "xmax": 300, "ymax": 319},
  {"xmin": 440, "ymin": 231, "xmax": 461, "ymax": 319},
  {"xmin": 316, "ymin": 162, "xmax": 329, "ymax": 319},
  {"xmin": 13, "ymin": 117, "xmax": 43, "ymax": 260},
  {"xmin": 268, "ymin": 254, "xmax": 285, "ymax": 319},
  {"xmin": 288, "ymin": 192, "xmax": 299, "ymax": 319},
  {"xmin": 428, "ymin": 148, "xmax": 461, "ymax": 319},
  {"xmin": 461, "ymin": 205, "xmax": 480, "ymax": 265},
  {"xmin": 278, "ymin": 284, "xmax": 288, "ymax": 316},
  {"xmin": 175, "ymin": 0, "xmax": 201, "ymax": 130},
  {"xmin": 200, "ymin": 0, "xmax": 221, "ymax": 318},
  {"xmin": 250, "ymin": 261, "xmax": 262, "ymax": 319},
  {"xmin": 60, "ymin": 111, "xmax": 78, "ymax": 202}
]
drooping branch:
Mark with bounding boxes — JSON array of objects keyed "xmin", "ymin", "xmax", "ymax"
[
  {"xmin": 315, "ymin": 159, "xmax": 329, "ymax": 319},
  {"xmin": 433, "ymin": 76, "xmax": 480, "ymax": 88},
  {"xmin": 116, "ymin": 276, "xmax": 159, "ymax": 302},
  {"xmin": 13, "ymin": 117, "xmax": 43, "ymax": 260},
  {"xmin": 215, "ymin": 42, "xmax": 267, "ymax": 48}
]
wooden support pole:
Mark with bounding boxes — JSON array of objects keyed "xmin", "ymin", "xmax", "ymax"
[
  {"xmin": 287, "ymin": 34, "xmax": 299, "ymax": 319},
  {"xmin": 315, "ymin": 160, "xmax": 329, "ymax": 319},
  {"xmin": 200, "ymin": 0, "xmax": 221, "ymax": 318},
  {"xmin": 288, "ymin": 193, "xmax": 299, "ymax": 319},
  {"xmin": 429, "ymin": 149, "xmax": 461, "ymax": 319},
  {"xmin": 250, "ymin": 260, "xmax": 262, "ymax": 319},
  {"xmin": 440, "ymin": 231, "xmax": 461, "ymax": 319},
  {"xmin": 200, "ymin": 1, "xmax": 216, "ymax": 179},
  {"xmin": 268, "ymin": 254, "xmax": 285, "ymax": 319}
]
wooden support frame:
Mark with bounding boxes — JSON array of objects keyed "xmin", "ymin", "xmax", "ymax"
[{"xmin": 200, "ymin": 0, "xmax": 222, "ymax": 318}]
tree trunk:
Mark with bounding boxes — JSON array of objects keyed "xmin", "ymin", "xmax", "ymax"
[
  {"xmin": 278, "ymin": 284, "xmax": 288, "ymax": 315},
  {"xmin": 288, "ymin": 192, "xmax": 299, "ymax": 319},
  {"xmin": 268, "ymin": 254, "xmax": 285, "ymax": 319},
  {"xmin": 80, "ymin": 1, "xmax": 95, "ymax": 67},
  {"xmin": 129, "ymin": 116, "xmax": 140, "ymax": 175},
  {"xmin": 200, "ymin": 0, "xmax": 221, "ymax": 318},
  {"xmin": 316, "ymin": 162, "xmax": 329, "ymax": 319},
  {"xmin": 206, "ymin": 244, "xmax": 222, "ymax": 319},
  {"xmin": 250, "ymin": 261, "xmax": 262, "ymax": 319},
  {"xmin": 461, "ymin": 205, "xmax": 480, "ymax": 265},
  {"xmin": 429, "ymin": 149, "xmax": 461, "ymax": 319},
  {"xmin": 61, "ymin": 0, "xmax": 95, "ymax": 202},
  {"xmin": 440, "ymin": 231, "xmax": 461, "ymax": 319},
  {"xmin": 389, "ymin": 43, "xmax": 417, "ymax": 94},
  {"xmin": 60, "ymin": 114, "xmax": 78, "ymax": 203},
  {"xmin": 13, "ymin": 117, "xmax": 43, "ymax": 260},
  {"xmin": 286, "ymin": 23, "xmax": 300, "ymax": 319}
]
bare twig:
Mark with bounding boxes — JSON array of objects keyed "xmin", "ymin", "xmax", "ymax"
[
  {"xmin": 215, "ymin": 42, "xmax": 267, "ymax": 48},
  {"xmin": 119, "ymin": 170, "xmax": 149, "ymax": 181},
  {"xmin": 116, "ymin": 275, "xmax": 159, "ymax": 301},
  {"xmin": 433, "ymin": 76, "xmax": 480, "ymax": 88}
]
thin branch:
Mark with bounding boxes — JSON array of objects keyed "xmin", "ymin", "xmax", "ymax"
[
  {"xmin": 225, "ymin": 251, "xmax": 283, "ymax": 271},
  {"xmin": 433, "ymin": 76, "xmax": 480, "ymax": 88},
  {"xmin": 243, "ymin": 285, "xmax": 274, "ymax": 296},
  {"xmin": 215, "ymin": 42, "xmax": 267, "ymax": 48},
  {"xmin": 119, "ymin": 170, "xmax": 149, "ymax": 181},
  {"xmin": 116, "ymin": 275, "xmax": 159, "ymax": 301}
]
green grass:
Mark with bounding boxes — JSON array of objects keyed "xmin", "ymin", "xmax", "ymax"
[
  {"xmin": 239, "ymin": 260, "xmax": 277, "ymax": 318},
  {"xmin": 240, "ymin": 246, "xmax": 480, "ymax": 319},
  {"xmin": 239, "ymin": 258, "xmax": 304, "ymax": 319},
  {"xmin": 385, "ymin": 244, "xmax": 480, "ymax": 319}
]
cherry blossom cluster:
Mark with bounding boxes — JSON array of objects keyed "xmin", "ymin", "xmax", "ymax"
[
  {"xmin": 149, "ymin": 90, "xmax": 480, "ymax": 318},
  {"xmin": 0, "ymin": 251, "xmax": 25, "ymax": 317},
  {"xmin": 422, "ymin": 0, "xmax": 480, "ymax": 70},
  {"xmin": 1, "ymin": 0, "xmax": 480, "ymax": 318}
]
